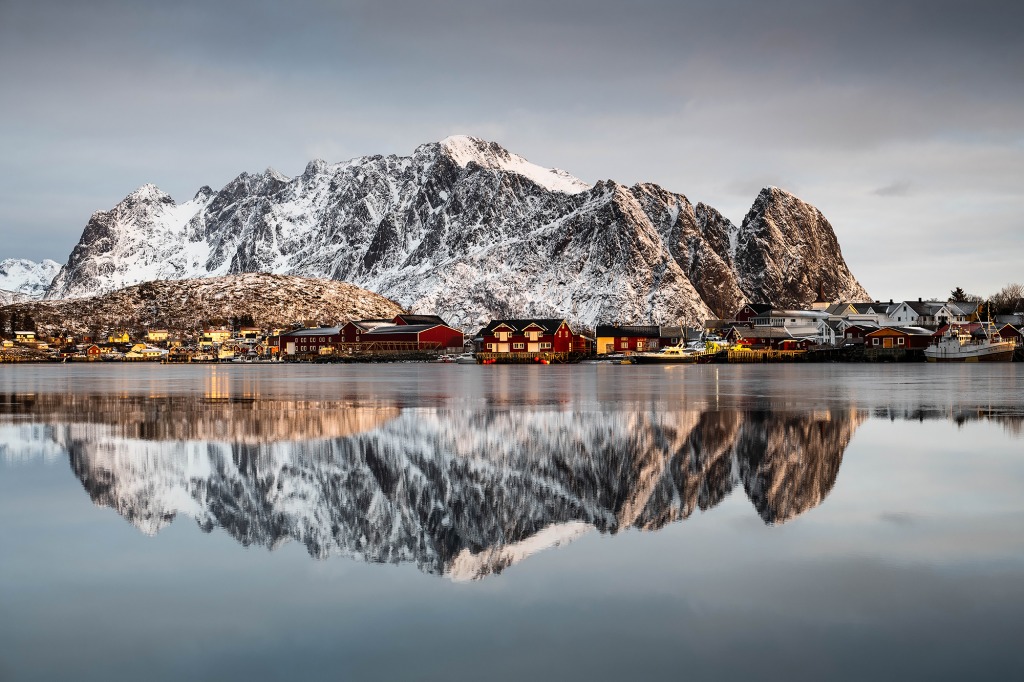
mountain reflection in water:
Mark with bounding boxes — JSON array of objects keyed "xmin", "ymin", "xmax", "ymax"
[{"xmin": 1, "ymin": 382, "xmax": 1021, "ymax": 581}]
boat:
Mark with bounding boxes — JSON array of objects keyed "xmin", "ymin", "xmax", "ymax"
[
  {"xmin": 924, "ymin": 325, "xmax": 1015, "ymax": 362},
  {"xmin": 630, "ymin": 344, "xmax": 702, "ymax": 364},
  {"xmin": 454, "ymin": 354, "xmax": 478, "ymax": 365}
]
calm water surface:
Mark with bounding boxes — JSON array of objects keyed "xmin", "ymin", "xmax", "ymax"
[{"xmin": 1, "ymin": 363, "xmax": 1022, "ymax": 681}]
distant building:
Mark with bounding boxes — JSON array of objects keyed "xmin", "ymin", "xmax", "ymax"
[
  {"xmin": 478, "ymin": 319, "xmax": 578, "ymax": 355},
  {"xmin": 593, "ymin": 325, "xmax": 687, "ymax": 355},
  {"xmin": 273, "ymin": 327, "xmax": 342, "ymax": 356},
  {"xmin": 146, "ymin": 329, "xmax": 169, "ymax": 343},
  {"xmin": 864, "ymin": 326, "xmax": 935, "ymax": 350}
]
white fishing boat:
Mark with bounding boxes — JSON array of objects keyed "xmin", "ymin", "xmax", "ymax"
[
  {"xmin": 630, "ymin": 344, "xmax": 702, "ymax": 364},
  {"xmin": 924, "ymin": 325, "xmax": 1015, "ymax": 362}
]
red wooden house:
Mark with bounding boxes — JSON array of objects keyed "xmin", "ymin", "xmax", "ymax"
[
  {"xmin": 271, "ymin": 327, "xmax": 344, "ymax": 355},
  {"xmin": 998, "ymin": 324, "xmax": 1022, "ymax": 346},
  {"xmin": 733, "ymin": 327, "xmax": 816, "ymax": 350},
  {"xmin": 864, "ymin": 326, "xmax": 936, "ymax": 350},
  {"xmin": 734, "ymin": 303, "xmax": 773, "ymax": 323},
  {"xmin": 479, "ymin": 319, "xmax": 576, "ymax": 354},
  {"xmin": 843, "ymin": 323, "xmax": 880, "ymax": 345}
]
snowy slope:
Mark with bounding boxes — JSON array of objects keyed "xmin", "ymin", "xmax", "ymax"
[
  {"xmin": 0, "ymin": 258, "xmax": 62, "ymax": 299},
  {"xmin": 3, "ymin": 272, "xmax": 403, "ymax": 336},
  {"xmin": 46, "ymin": 137, "xmax": 869, "ymax": 326}
]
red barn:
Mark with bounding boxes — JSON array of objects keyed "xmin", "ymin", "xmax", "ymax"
[
  {"xmin": 479, "ymin": 319, "xmax": 576, "ymax": 354},
  {"xmin": 359, "ymin": 323, "xmax": 464, "ymax": 352},
  {"xmin": 392, "ymin": 314, "xmax": 448, "ymax": 326},
  {"xmin": 272, "ymin": 327, "xmax": 343, "ymax": 355},
  {"xmin": 341, "ymin": 319, "xmax": 394, "ymax": 344}
]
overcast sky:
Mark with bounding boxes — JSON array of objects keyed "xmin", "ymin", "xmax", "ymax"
[{"xmin": 1, "ymin": 0, "xmax": 1021, "ymax": 300}]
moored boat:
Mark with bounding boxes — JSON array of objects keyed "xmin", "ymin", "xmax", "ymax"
[
  {"xmin": 630, "ymin": 344, "xmax": 701, "ymax": 364},
  {"xmin": 924, "ymin": 326, "xmax": 1015, "ymax": 362}
]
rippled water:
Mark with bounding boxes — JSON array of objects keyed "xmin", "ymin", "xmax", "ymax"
[{"xmin": 1, "ymin": 363, "xmax": 1022, "ymax": 680}]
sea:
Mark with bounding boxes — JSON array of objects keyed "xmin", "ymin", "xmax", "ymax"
[{"xmin": 1, "ymin": 363, "xmax": 1022, "ymax": 681}]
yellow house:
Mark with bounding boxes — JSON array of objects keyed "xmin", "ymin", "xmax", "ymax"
[
  {"xmin": 146, "ymin": 329, "xmax": 169, "ymax": 343},
  {"xmin": 126, "ymin": 344, "xmax": 167, "ymax": 360},
  {"xmin": 202, "ymin": 328, "xmax": 231, "ymax": 342},
  {"xmin": 1, "ymin": 339, "xmax": 14, "ymax": 348},
  {"xmin": 199, "ymin": 328, "xmax": 231, "ymax": 348},
  {"xmin": 108, "ymin": 330, "xmax": 131, "ymax": 344},
  {"xmin": 14, "ymin": 330, "xmax": 36, "ymax": 342}
]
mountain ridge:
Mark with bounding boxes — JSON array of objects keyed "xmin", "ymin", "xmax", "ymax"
[{"xmin": 43, "ymin": 136, "xmax": 869, "ymax": 325}]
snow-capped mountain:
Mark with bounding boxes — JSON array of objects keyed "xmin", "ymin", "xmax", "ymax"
[
  {"xmin": 45, "ymin": 136, "xmax": 869, "ymax": 326},
  {"xmin": 4, "ymin": 394, "xmax": 864, "ymax": 579},
  {"xmin": 2, "ymin": 272, "xmax": 402, "ymax": 336},
  {"xmin": 0, "ymin": 258, "xmax": 62, "ymax": 303}
]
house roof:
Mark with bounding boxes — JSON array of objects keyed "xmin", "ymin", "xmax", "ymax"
[
  {"xmin": 595, "ymin": 325, "xmax": 661, "ymax": 338},
  {"xmin": 949, "ymin": 300, "xmax": 981, "ymax": 316},
  {"xmin": 282, "ymin": 327, "xmax": 343, "ymax": 337},
  {"xmin": 739, "ymin": 303, "xmax": 773, "ymax": 315},
  {"xmin": 394, "ymin": 314, "xmax": 449, "ymax": 326},
  {"xmin": 903, "ymin": 300, "xmax": 945, "ymax": 316},
  {"xmin": 348, "ymin": 319, "xmax": 395, "ymax": 331},
  {"xmin": 850, "ymin": 302, "xmax": 881, "ymax": 314},
  {"xmin": 363, "ymin": 324, "xmax": 444, "ymax": 335},
  {"xmin": 866, "ymin": 325, "xmax": 935, "ymax": 336},
  {"xmin": 736, "ymin": 327, "xmax": 797, "ymax": 340},
  {"xmin": 480, "ymin": 319, "xmax": 569, "ymax": 335}
]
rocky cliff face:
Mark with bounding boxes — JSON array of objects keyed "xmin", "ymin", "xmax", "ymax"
[
  {"xmin": 2, "ymin": 273, "xmax": 402, "ymax": 336},
  {"xmin": 733, "ymin": 187, "xmax": 869, "ymax": 307},
  {"xmin": 44, "ymin": 137, "xmax": 869, "ymax": 325}
]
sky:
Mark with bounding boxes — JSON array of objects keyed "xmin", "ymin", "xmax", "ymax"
[{"xmin": 1, "ymin": 0, "xmax": 1021, "ymax": 300}]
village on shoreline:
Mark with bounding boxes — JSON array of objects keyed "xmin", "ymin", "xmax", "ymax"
[{"xmin": 2, "ymin": 294, "xmax": 1023, "ymax": 365}]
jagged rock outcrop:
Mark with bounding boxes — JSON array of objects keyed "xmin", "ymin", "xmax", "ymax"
[
  {"xmin": 1, "ymin": 272, "xmax": 402, "ymax": 336},
  {"xmin": 733, "ymin": 187, "xmax": 869, "ymax": 307},
  {"xmin": 43, "ymin": 137, "xmax": 869, "ymax": 326}
]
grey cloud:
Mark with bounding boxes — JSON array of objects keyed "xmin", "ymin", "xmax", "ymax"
[
  {"xmin": 873, "ymin": 181, "xmax": 913, "ymax": 197},
  {"xmin": 0, "ymin": 0, "xmax": 1021, "ymax": 299}
]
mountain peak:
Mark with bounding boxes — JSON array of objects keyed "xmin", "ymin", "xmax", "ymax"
[
  {"xmin": 127, "ymin": 183, "xmax": 172, "ymax": 202},
  {"xmin": 437, "ymin": 135, "xmax": 591, "ymax": 194}
]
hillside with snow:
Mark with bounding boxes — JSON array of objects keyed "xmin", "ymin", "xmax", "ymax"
[
  {"xmin": 0, "ymin": 258, "xmax": 62, "ymax": 302},
  {"xmin": 44, "ymin": 136, "xmax": 869, "ymax": 326},
  {"xmin": 1, "ymin": 273, "xmax": 402, "ymax": 336}
]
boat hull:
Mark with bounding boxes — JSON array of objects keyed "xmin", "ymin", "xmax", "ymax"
[
  {"xmin": 924, "ymin": 342, "xmax": 1015, "ymax": 362},
  {"xmin": 630, "ymin": 354, "xmax": 699, "ymax": 364}
]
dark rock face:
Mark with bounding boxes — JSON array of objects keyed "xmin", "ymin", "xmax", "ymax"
[
  {"xmin": 44, "ymin": 138, "xmax": 868, "ymax": 325},
  {"xmin": 733, "ymin": 187, "xmax": 869, "ymax": 308}
]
